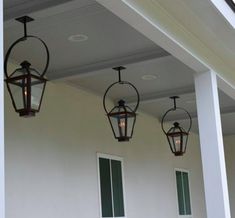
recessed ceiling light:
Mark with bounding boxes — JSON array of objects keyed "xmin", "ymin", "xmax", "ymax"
[
  {"xmin": 68, "ymin": 34, "xmax": 88, "ymax": 42},
  {"xmin": 141, "ymin": 74, "xmax": 157, "ymax": 81}
]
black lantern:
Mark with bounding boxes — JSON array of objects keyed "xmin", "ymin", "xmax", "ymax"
[
  {"xmin": 103, "ymin": 66, "xmax": 140, "ymax": 142},
  {"xmin": 161, "ymin": 96, "xmax": 192, "ymax": 156},
  {"xmin": 4, "ymin": 16, "xmax": 49, "ymax": 117}
]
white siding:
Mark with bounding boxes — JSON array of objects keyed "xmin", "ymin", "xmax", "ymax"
[
  {"xmin": 224, "ymin": 135, "xmax": 235, "ymax": 218},
  {"xmin": 5, "ymin": 79, "xmax": 206, "ymax": 218}
]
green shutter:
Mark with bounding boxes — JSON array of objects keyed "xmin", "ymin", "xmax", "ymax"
[
  {"xmin": 175, "ymin": 170, "xmax": 192, "ymax": 216},
  {"xmin": 182, "ymin": 172, "xmax": 191, "ymax": 215},
  {"xmin": 176, "ymin": 171, "xmax": 185, "ymax": 215},
  {"xmin": 99, "ymin": 158, "xmax": 113, "ymax": 217},
  {"xmin": 111, "ymin": 160, "xmax": 125, "ymax": 217}
]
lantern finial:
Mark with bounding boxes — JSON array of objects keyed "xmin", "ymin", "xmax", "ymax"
[
  {"xmin": 118, "ymin": 99, "xmax": 125, "ymax": 106},
  {"xmin": 174, "ymin": 122, "xmax": 179, "ymax": 127},
  {"xmin": 20, "ymin": 60, "xmax": 31, "ymax": 69}
]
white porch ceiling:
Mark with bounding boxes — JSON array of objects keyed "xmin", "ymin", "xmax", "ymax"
[
  {"xmin": 4, "ymin": 0, "xmax": 74, "ymax": 20},
  {"xmin": 67, "ymin": 57, "xmax": 235, "ymax": 136},
  {"xmin": 4, "ymin": 0, "xmax": 164, "ymax": 80},
  {"xmin": 3, "ymin": 0, "xmax": 235, "ymax": 135}
]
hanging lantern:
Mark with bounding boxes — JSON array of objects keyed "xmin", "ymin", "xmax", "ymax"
[
  {"xmin": 161, "ymin": 96, "xmax": 192, "ymax": 156},
  {"xmin": 103, "ymin": 66, "xmax": 140, "ymax": 142},
  {"xmin": 4, "ymin": 16, "xmax": 49, "ymax": 117}
]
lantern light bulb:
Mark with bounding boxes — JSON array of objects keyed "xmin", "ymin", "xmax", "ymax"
[
  {"xmin": 119, "ymin": 121, "xmax": 125, "ymax": 127},
  {"xmin": 175, "ymin": 139, "xmax": 181, "ymax": 145}
]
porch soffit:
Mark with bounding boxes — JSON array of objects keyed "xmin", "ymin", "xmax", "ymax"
[
  {"xmin": 4, "ymin": 0, "xmax": 235, "ymax": 135},
  {"xmin": 97, "ymin": 0, "xmax": 235, "ymax": 96}
]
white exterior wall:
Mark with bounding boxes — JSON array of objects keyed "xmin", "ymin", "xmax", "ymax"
[
  {"xmin": 5, "ymin": 81, "xmax": 206, "ymax": 218},
  {"xmin": 224, "ymin": 135, "xmax": 235, "ymax": 218}
]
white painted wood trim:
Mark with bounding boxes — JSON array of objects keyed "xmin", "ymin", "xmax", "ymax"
[
  {"xmin": 174, "ymin": 169, "xmax": 193, "ymax": 218},
  {"xmin": 0, "ymin": 0, "xmax": 5, "ymax": 217},
  {"xmin": 209, "ymin": 0, "xmax": 235, "ymax": 29},
  {"xmin": 97, "ymin": 153, "xmax": 123, "ymax": 162},
  {"xmin": 194, "ymin": 70, "xmax": 231, "ymax": 218}
]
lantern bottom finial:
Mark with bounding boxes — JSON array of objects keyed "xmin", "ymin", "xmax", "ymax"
[
  {"xmin": 174, "ymin": 151, "xmax": 184, "ymax": 156},
  {"xmin": 19, "ymin": 110, "xmax": 36, "ymax": 117},
  {"xmin": 118, "ymin": 137, "xmax": 130, "ymax": 142}
]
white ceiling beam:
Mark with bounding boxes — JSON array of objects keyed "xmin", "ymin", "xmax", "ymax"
[
  {"xmin": 161, "ymin": 105, "xmax": 235, "ymax": 122},
  {"xmin": 159, "ymin": 111, "xmax": 197, "ymax": 122},
  {"xmin": 125, "ymin": 85, "xmax": 195, "ymax": 105},
  {"xmin": 48, "ymin": 49, "xmax": 170, "ymax": 80}
]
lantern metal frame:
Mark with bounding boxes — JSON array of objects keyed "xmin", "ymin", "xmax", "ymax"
[
  {"xmin": 161, "ymin": 96, "xmax": 192, "ymax": 156},
  {"xmin": 4, "ymin": 16, "xmax": 50, "ymax": 117},
  {"xmin": 103, "ymin": 66, "xmax": 140, "ymax": 142}
]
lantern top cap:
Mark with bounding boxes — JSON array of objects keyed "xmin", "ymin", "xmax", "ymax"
[
  {"xmin": 20, "ymin": 61, "xmax": 31, "ymax": 68},
  {"xmin": 174, "ymin": 122, "xmax": 180, "ymax": 127},
  {"xmin": 118, "ymin": 99, "xmax": 125, "ymax": 106}
]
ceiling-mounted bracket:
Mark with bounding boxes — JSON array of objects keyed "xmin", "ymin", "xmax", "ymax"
[
  {"xmin": 113, "ymin": 66, "xmax": 126, "ymax": 83},
  {"xmin": 15, "ymin": 16, "xmax": 34, "ymax": 23},
  {"xmin": 170, "ymin": 96, "xmax": 179, "ymax": 110},
  {"xmin": 15, "ymin": 15, "xmax": 34, "ymax": 38}
]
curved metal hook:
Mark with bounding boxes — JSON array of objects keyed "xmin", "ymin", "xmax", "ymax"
[
  {"xmin": 4, "ymin": 35, "xmax": 50, "ymax": 79},
  {"xmin": 161, "ymin": 107, "xmax": 192, "ymax": 135},
  {"xmin": 103, "ymin": 81, "xmax": 140, "ymax": 114}
]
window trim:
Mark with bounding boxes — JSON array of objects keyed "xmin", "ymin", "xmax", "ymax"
[
  {"xmin": 174, "ymin": 168, "xmax": 193, "ymax": 218},
  {"xmin": 97, "ymin": 153, "xmax": 127, "ymax": 218}
]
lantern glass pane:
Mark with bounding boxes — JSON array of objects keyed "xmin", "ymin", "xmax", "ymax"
[
  {"xmin": 182, "ymin": 134, "xmax": 188, "ymax": 153},
  {"xmin": 173, "ymin": 135, "xmax": 182, "ymax": 153},
  {"xmin": 119, "ymin": 116, "xmax": 126, "ymax": 137},
  {"xmin": 126, "ymin": 113, "xmax": 135, "ymax": 137},
  {"xmin": 167, "ymin": 135, "xmax": 175, "ymax": 152},
  {"xmin": 8, "ymin": 78, "xmax": 26, "ymax": 110},
  {"xmin": 108, "ymin": 102, "xmax": 137, "ymax": 141},
  {"xmin": 31, "ymin": 77, "xmax": 45, "ymax": 110},
  {"xmin": 11, "ymin": 67, "xmax": 27, "ymax": 77},
  {"xmin": 166, "ymin": 123, "xmax": 189, "ymax": 155},
  {"xmin": 30, "ymin": 68, "xmax": 41, "ymax": 77},
  {"xmin": 109, "ymin": 114, "xmax": 126, "ymax": 138}
]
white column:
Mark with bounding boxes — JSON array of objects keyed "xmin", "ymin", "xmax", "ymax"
[
  {"xmin": 0, "ymin": 0, "xmax": 4, "ymax": 218},
  {"xmin": 194, "ymin": 71, "xmax": 231, "ymax": 218}
]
